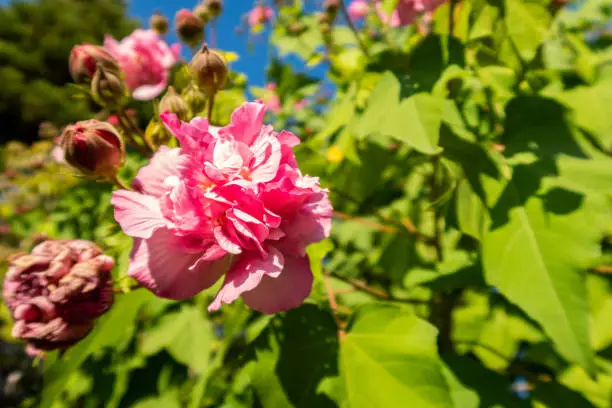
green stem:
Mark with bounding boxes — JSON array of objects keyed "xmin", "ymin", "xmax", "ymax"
[
  {"xmin": 207, "ymin": 92, "xmax": 216, "ymax": 123},
  {"xmin": 108, "ymin": 173, "xmax": 132, "ymax": 191},
  {"xmin": 339, "ymin": 0, "xmax": 371, "ymax": 57}
]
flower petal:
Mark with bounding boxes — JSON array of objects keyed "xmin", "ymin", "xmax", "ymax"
[
  {"xmin": 242, "ymin": 255, "xmax": 313, "ymax": 314},
  {"xmin": 224, "ymin": 101, "xmax": 267, "ymax": 146},
  {"xmin": 111, "ymin": 190, "xmax": 168, "ymax": 239},
  {"xmin": 133, "ymin": 146, "xmax": 181, "ymax": 196},
  {"xmin": 132, "ymin": 81, "xmax": 168, "ymax": 100},
  {"xmin": 208, "ymin": 248, "xmax": 284, "ymax": 311},
  {"xmin": 128, "ymin": 229, "xmax": 228, "ymax": 300}
]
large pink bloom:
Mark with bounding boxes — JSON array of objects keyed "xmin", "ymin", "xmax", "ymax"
[
  {"xmin": 104, "ymin": 29, "xmax": 181, "ymax": 100},
  {"xmin": 248, "ymin": 5, "xmax": 275, "ymax": 26},
  {"xmin": 377, "ymin": 0, "xmax": 447, "ymax": 27},
  {"xmin": 111, "ymin": 102, "xmax": 332, "ymax": 314}
]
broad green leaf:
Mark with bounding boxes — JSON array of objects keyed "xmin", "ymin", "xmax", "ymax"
[
  {"xmin": 313, "ymin": 91, "xmax": 355, "ymax": 143},
  {"xmin": 382, "ymin": 93, "xmax": 443, "ymax": 154},
  {"xmin": 41, "ymin": 290, "xmax": 152, "ymax": 408},
  {"xmin": 557, "ymin": 81, "xmax": 612, "ymax": 150},
  {"xmin": 251, "ymin": 305, "xmax": 339, "ymax": 408},
  {"xmin": 340, "ymin": 304, "xmax": 453, "ymax": 408},
  {"xmin": 442, "ymin": 353, "xmax": 531, "ymax": 408},
  {"xmin": 504, "ymin": 0, "xmax": 550, "ymax": 61},
  {"xmin": 455, "ymin": 179, "xmax": 487, "ymax": 240},
  {"xmin": 482, "ymin": 166, "xmax": 604, "ymax": 372},
  {"xmin": 355, "ymin": 71, "xmax": 400, "ymax": 140},
  {"xmin": 549, "ymin": 156, "xmax": 612, "ymax": 195},
  {"xmin": 140, "ymin": 304, "xmax": 214, "ymax": 374}
]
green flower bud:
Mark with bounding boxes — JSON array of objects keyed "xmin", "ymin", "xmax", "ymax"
[
  {"xmin": 91, "ymin": 65, "xmax": 127, "ymax": 109},
  {"xmin": 159, "ymin": 86, "xmax": 190, "ymax": 121}
]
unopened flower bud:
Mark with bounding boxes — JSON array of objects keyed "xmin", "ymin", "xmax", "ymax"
[
  {"xmin": 189, "ymin": 44, "xmax": 228, "ymax": 94},
  {"xmin": 91, "ymin": 65, "xmax": 127, "ymax": 109},
  {"xmin": 324, "ymin": 0, "xmax": 340, "ymax": 21},
  {"xmin": 175, "ymin": 9, "xmax": 204, "ymax": 47},
  {"xmin": 194, "ymin": 3, "xmax": 211, "ymax": 24},
  {"xmin": 159, "ymin": 86, "xmax": 189, "ymax": 121},
  {"xmin": 145, "ymin": 120, "xmax": 176, "ymax": 149},
  {"xmin": 288, "ymin": 22, "xmax": 307, "ymax": 36},
  {"xmin": 69, "ymin": 45, "xmax": 120, "ymax": 85},
  {"xmin": 205, "ymin": 0, "xmax": 223, "ymax": 17},
  {"xmin": 38, "ymin": 122, "xmax": 58, "ymax": 140},
  {"xmin": 61, "ymin": 120, "xmax": 125, "ymax": 178},
  {"xmin": 150, "ymin": 11, "xmax": 169, "ymax": 35},
  {"xmin": 182, "ymin": 83, "xmax": 207, "ymax": 116},
  {"xmin": 3, "ymin": 240, "xmax": 114, "ymax": 354}
]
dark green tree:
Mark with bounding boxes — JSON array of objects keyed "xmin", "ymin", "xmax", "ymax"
[{"xmin": 0, "ymin": 0, "xmax": 137, "ymax": 143}]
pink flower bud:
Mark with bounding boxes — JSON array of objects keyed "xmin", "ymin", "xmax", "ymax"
[
  {"xmin": 69, "ymin": 45, "xmax": 121, "ymax": 85},
  {"xmin": 347, "ymin": 0, "xmax": 369, "ymax": 21},
  {"xmin": 175, "ymin": 9, "xmax": 204, "ymax": 47},
  {"xmin": 3, "ymin": 240, "xmax": 115, "ymax": 354},
  {"xmin": 60, "ymin": 120, "xmax": 125, "ymax": 178}
]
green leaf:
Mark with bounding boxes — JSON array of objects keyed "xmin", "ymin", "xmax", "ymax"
[
  {"xmin": 355, "ymin": 72, "xmax": 401, "ymax": 140},
  {"xmin": 551, "ymin": 156, "xmax": 612, "ymax": 195},
  {"xmin": 41, "ymin": 290, "xmax": 152, "ymax": 408},
  {"xmin": 340, "ymin": 304, "xmax": 453, "ymax": 408},
  {"xmin": 140, "ymin": 304, "xmax": 214, "ymax": 374},
  {"xmin": 557, "ymin": 81, "xmax": 612, "ymax": 150},
  {"xmin": 251, "ymin": 305, "xmax": 339, "ymax": 408},
  {"xmin": 504, "ymin": 0, "xmax": 551, "ymax": 61},
  {"xmin": 383, "ymin": 93, "xmax": 443, "ymax": 154},
  {"xmin": 482, "ymin": 166, "xmax": 604, "ymax": 372},
  {"xmin": 442, "ymin": 353, "xmax": 531, "ymax": 408}
]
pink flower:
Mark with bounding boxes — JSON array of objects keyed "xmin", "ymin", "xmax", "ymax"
[
  {"xmin": 104, "ymin": 29, "xmax": 181, "ymax": 100},
  {"xmin": 111, "ymin": 102, "xmax": 332, "ymax": 314},
  {"xmin": 248, "ymin": 5, "xmax": 275, "ymax": 26},
  {"xmin": 3, "ymin": 240, "xmax": 114, "ymax": 354},
  {"xmin": 377, "ymin": 0, "xmax": 447, "ymax": 27},
  {"xmin": 347, "ymin": 0, "xmax": 369, "ymax": 21}
]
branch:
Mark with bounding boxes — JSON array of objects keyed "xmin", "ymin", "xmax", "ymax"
[{"xmin": 329, "ymin": 271, "xmax": 429, "ymax": 305}]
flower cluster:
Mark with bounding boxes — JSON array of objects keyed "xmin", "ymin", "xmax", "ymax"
[
  {"xmin": 3, "ymin": 240, "xmax": 114, "ymax": 356},
  {"xmin": 347, "ymin": 0, "xmax": 447, "ymax": 26},
  {"xmin": 248, "ymin": 5, "xmax": 275, "ymax": 27},
  {"xmin": 104, "ymin": 29, "xmax": 181, "ymax": 100},
  {"xmin": 111, "ymin": 101, "xmax": 332, "ymax": 314}
]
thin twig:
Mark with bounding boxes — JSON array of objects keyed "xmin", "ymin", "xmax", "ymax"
[
  {"xmin": 593, "ymin": 265, "xmax": 612, "ymax": 274},
  {"xmin": 324, "ymin": 270, "xmax": 346, "ymax": 338},
  {"xmin": 339, "ymin": 0, "xmax": 370, "ymax": 57},
  {"xmin": 329, "ymin": 271, "xmax": 429, "ymax": 305}
]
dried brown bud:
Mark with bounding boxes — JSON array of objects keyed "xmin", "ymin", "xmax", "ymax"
[
  {"xmin": 3, "ymin": 240, "xmax": 114, "ymax": 354},
  {"xmin": 69, "ymin": 45, "xmax": 121, "ymax": 85},
  {"xmin": 205, "ymin": 0, "xmax": 223, "ymax": 17},
  {"xmin": 194, "ymin": 3, "xmax": 211, "ymax": 24},
  {"xmin": 189, "ymin": 44, "xmax": 228, "ymax": 94},
  {"xmin": 324, "ymin": 0, "xmax": 340, "ymax": 20},
  {"xmin": 288, "ymin": 22, "xmax": 307, "ymax": 36},
  {"xmin": 91, "ymin": 65, "xmax": 127, "ymax": 109},
  {"xmin": 175, "ymin": 9, "xmax": 204, "ymax": 47},
  {"xmin": 159, "ymin": 86, "xmax": 190, "ymax": 121},
  {"xmin": 150, "ymin": 12, "xmax": 169, "ymax": 35},
  {"xmin": 60, "ymin": 120, "xmax": 125, "ymax": 178}
]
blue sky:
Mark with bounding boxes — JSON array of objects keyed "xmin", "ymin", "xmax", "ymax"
[{"xmin": 128, "ymin": 0, "xmax": 272, "ymax": 85}]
